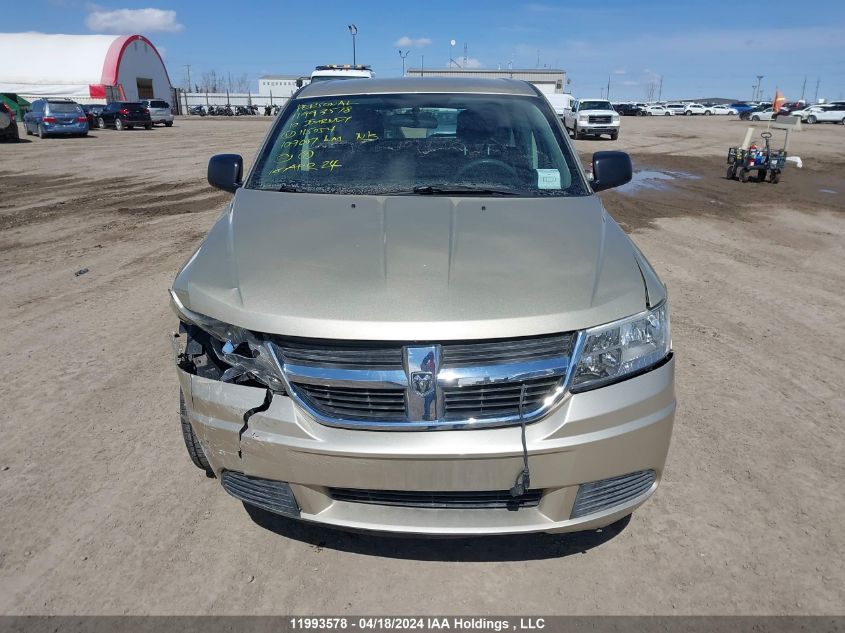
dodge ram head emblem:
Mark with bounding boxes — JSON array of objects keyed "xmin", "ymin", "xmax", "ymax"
[{"xmin": 411, "ymin": 371, "xmax": 434, "ymax": 396}]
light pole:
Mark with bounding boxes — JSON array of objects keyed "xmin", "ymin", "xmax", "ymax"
[
  {"xmin": 449, "ymin": 39, "xmax": 456, "ymax": 68},
  {"xmin": 398, "ymin": 49, "xmax": 409, "ymax": 76},
  {"xmin": 606, "ymin": 73, "xmax": 611, "ymax": 101},
  {"xmin": 754, "ymin": 75, "xmax": 763, "ymax": 101},
  {"xmin": 347, "ymin": 24, "xmax": 358, "ymax": 65}
]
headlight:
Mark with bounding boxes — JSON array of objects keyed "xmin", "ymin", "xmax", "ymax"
[
  {"xmin": 170, "ymin": 290, "xmax": 285, "ymax": 390},
  {"xmin": 578, "ymin": 114, "xmax": 588, "ymax": 121},
  {"xmin": 570, "ymin": 302, "xmax": 670, "ymax": 392}
]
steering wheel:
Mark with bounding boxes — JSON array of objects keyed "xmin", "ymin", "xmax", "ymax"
[
  {"xmin": 761, "ymin": 131, "xmax": 772, "ymax": 139},
  {"xmin": 455, "ymin": 158, "xmax": 518, "ymax": 181}
]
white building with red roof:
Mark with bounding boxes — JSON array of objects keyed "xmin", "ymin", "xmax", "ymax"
[{"xmin": 0, "ymin": 32, "xmax": 172, "ymax": 103}]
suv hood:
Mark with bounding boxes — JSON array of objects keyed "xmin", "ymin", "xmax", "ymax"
[{"xmin": 172, "ymin": 189, "xmax": 650, "ymax": 340}]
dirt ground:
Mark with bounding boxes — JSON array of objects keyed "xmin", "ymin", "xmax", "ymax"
[{"xmin": 0, "ymin": 115, "xmax": 843, "ymax": 615}]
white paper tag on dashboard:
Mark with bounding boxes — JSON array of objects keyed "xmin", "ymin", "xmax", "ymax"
[{"xmin": 536, "ymin": 169, "xmax": 561, "ymax": 189}]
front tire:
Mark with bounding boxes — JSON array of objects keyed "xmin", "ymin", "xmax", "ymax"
[
  {"xmin": 610, "ymin": 131, "xmax": 619, "ymax": 140},
  {"xmin": 164, "ymin": 120, "xmax": 173, "ymax": 127},
  {"xmin": 664, "ymin": 112, "xmax": 670, "ymax": 116},
  {"xmin": 180, "ymin": 391, "xmax": 214, "ymax": 477},
  {"xmin": 807, "ymin": 115, "xmax": 817, "ymax": 124},
  {"xmin": 98, "ymin": 117, "xmax": 106, "ymax": 129},
  {"xmin": 685, "ymin": 111, "xmax": 691, "ymax": 116},
  {"xmin": 751, "ymin": 115, "xmax": 760, "ymax": 121},
  {"xmin": 705, "ymin": 110, "xmax": 712, "ymax": 116}
]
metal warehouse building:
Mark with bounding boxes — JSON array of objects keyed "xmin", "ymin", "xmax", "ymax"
[
  {"xmin": 0, "ymin": 32, "xmax": 172, "ymax": 103},
  {"xmin": 406, "ymin": 68, "xmax": 567, "ymax": 95}
]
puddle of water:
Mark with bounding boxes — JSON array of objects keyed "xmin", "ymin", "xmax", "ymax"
[
  {"xmin": 819, "ymin": 189, "xmax": 837, "ymax": 194},
  {"xmin": 617, "ymin": 170, "xmax": 700, "ymax": 194}
]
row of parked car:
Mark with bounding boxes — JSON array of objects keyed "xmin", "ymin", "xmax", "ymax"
[
  {"xmin": 614, "ymin": 102, "xmax": 737, "ymax": 116},
  {"xmin": 738, "ymin": 101, "xmax": 845, "ymax": 124},
  {"xmin": 2, "ymin": 97, "xmax": 174, "ymax": 140},
  {"xmin": 612, "ymin": 99, "xmax": 845, "ymax": 124}
]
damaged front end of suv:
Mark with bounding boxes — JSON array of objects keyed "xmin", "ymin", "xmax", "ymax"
[{"xmin": 170, "ymin": 77, "xmax": 675, "ymax": 536}]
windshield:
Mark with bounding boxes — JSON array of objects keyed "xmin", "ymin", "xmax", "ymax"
[
  {"xmin": 579, "ymin": 100, "xmax": 612, "ymax": 111},
  {"xmin": 248, "ymin": 93, "xmax": 588, "ymax": 197}
]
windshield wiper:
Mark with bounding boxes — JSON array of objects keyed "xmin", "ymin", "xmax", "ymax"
[
  {"xmin": 410, "ymin": 185, "xmax": 520, "ymax": 196},
  {"xmin": 273, "ymin": 184, "xmax": 302, "ymax": 193}
]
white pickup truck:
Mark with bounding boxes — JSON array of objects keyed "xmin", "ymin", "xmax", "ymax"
[{"xmin": 563, "ymin": 98, "xmax": 621, "ymax": 140}]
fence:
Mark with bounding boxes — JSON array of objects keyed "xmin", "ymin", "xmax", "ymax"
[{"xmin": 173, "ymin": 90, "xmax": 291, "ymax": 114}]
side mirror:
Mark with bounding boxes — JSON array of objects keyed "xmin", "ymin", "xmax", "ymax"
[
  {"xmin": 207, "ymin": 154, "xmax": 243, "ymax": 193},
  {"xmin": 591, "ymin": 151, "xmax": 632, "ymax": 192}
]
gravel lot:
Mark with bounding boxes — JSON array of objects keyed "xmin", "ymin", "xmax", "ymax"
[{"xmin": 0, "ymin": 115, "xmax": 843, "ymax": 615}]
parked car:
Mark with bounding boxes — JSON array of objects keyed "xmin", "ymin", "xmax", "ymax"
[
  {"xmin": 800, "ymin": 104, "xmax": 845, "ymax": 124},
  {"xmin": 643, "ymin": 104, "xmax": 673, "ymax": 116},
  {"xmin": 139, "ymin": 99, "xmax": 174, "ymax": 127},
  {"xmin": 665, "ymin": 103, "xmax": 686, "ymax": 115},
  {"xmin": 171, "ymin": 77, "xmax": 675, "ymax": 536},
  {"xmin": 0, "ymin": 102, "xmax": 19, "ymax": 141},
  {"xmin": 709, "ymin": 105, "xmax": 737, "ymax": 115},
  {"xmin": 23, "ymin": 98, "xmax": 88, "ymax": 138},
  {"xmin": 730, "ymin": 103, "xmax": 753, "ymax": 113},
  {"xmin": 740, "ymin": 104, "xmax": 770, "ymax": 120},
  {"xmin": 775, "ymin": 101, "xmax": 805, "ymax": 117},
  {"xmin": 749, "ymin": 107, "xmax": 775, "ymax": 121},
  {"xmin": 80, "ymin": 104, "xmax": 106, "ymax": 127},
  {"xmin": 683, "ymin": 103, "xmax": 710, "ymax": 115},
  {"xmin": 616, "ymin": 103, "xmax": 645, "ymax": 116},
  {"xmin": 189, "ymin": 105, "xmax": 207, "ymax": 116},
  {"xmin": 96, "ymin": 102, "xmax": 152, "ymax": 130},
  {"xmin": 563, "ymin": 98, "xmax": 621, "ymax": 139}
]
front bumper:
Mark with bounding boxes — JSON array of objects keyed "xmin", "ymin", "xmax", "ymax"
[
  {"xmin": 577, "ymin": 124, "xmax": 620, "ymax": 134},
  {"xmin": 178, "ymin": 358, "xmax": 675, "ymax": 535}
]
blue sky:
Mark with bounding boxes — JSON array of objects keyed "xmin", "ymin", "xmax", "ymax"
[{"xmin": 12, "ymin": 0, "xmax": 845, "ymax": 100}]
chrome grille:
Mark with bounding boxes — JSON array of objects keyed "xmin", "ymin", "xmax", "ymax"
[
  {"xmin": 330, "ymin": 488, "xmax": 542, "ymax": 509},
  {"xmin": 588, "ymin": 115, "xmax": 612, "ymax": 124},
  {"xmin": 443, "ymin": 376, "xmax": 562, "ymax": 419},
  {"xmin": 271, "ymin": 331, "xmax": 579, "ymax": 430},
  {"xmin": 279, "ymin": 340, "xmax": 402, "ymax": 369},
  {"xmin": 292, "ymin": 383, "xmax": 406, "ymax": 421},
  {"xmin": 220, "ymin": 471, "xmax": 300, "ymax": 517},
  {"xmin": 570, "ymin": 470, "xmax": 656, "ymax": 519},
  {"xmin": 441, "ymin": 333, "xmax": 573, "ymax": 366}
]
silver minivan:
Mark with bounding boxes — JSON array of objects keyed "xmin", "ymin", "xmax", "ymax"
[{"xmin": 139, "ymin": 99, "xmax": 173, "ymax": 127}]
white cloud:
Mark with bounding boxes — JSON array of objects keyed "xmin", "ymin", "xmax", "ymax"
[
  {"xmin": 462, "ymin": 57, "xmax": 483, "ymax": 69},
  {"xmin": 394, "ymin": 36, "xmax": 432, "ymax": 48},
  {"xmin": 85, "ymin": 8, "xmax": 184, "ymax": 33},
  {"xmin": 622, "ymin": 80, "xmax": 638, "ymax": 86},
  {"xmin": 613, "ymin": 69, "xmax": 626, "ymax": 75}
]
